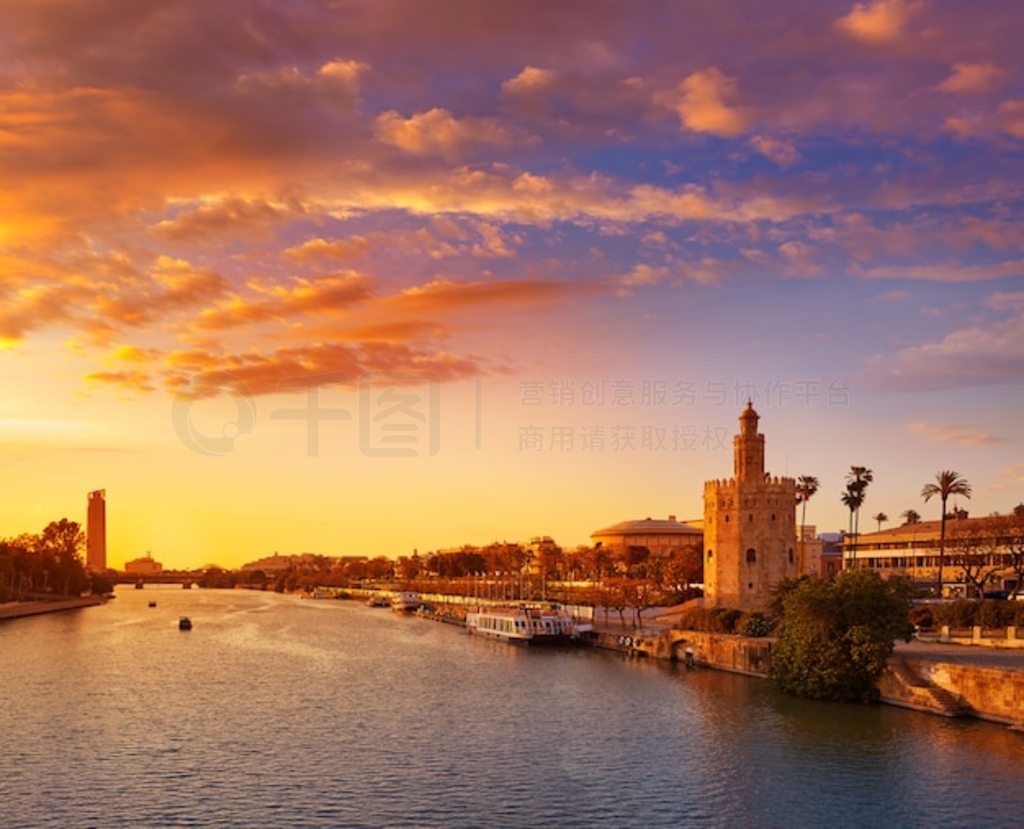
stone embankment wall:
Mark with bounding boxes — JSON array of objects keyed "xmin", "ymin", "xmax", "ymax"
[
  {"xmin": 0, "ymin": 596, "xmax": 104, "ymax": 621},
  {"xmin": 594, "ymin": 625, "xmax": 1024, "ymax": 727},
  {"xmin": 880, "ymin": 659, "xmax": 1024, "ymax": 726}
]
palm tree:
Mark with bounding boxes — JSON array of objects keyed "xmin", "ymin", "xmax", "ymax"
[
  {"xmin": 796, "ymin": 475, "xmax": 820, "ymax": 532},
  {"xmin": 921, "ymin": 470, "xmax": 972, "ymax": 597},
  {"xmin": 841, "ymin": 486, "xmax": 864, "ymax": 569},
  {"xmin": 844, "ymin": 466, "xmax": 873, "ymax": 555},
  {"xmin": 873, "ymin": 512, "xmax": 888, "ymax": 531},
  {"xmin": 795, "ymin": 475, "xmax": 819, "ymax": 574},
  {"xmin": 901, "ymin": 509, "xmax": 921, "ymax": 525}
]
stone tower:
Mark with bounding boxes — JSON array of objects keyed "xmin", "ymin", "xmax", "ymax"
[{"xmin": 703, "ymin": 403, "xmax": 796, "ymax": 611}]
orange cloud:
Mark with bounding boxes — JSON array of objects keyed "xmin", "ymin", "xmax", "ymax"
[
  {"xmin": 197, "ymin": 272, "xmax": 372, "ymax": 330},
  {"xmin": 374, "ymin": 108, "xmax": 524, "ymax": 158},
  {"xmin": 83, "ymin": 369, "xmax": 155, "ymax": 393},
  {"xmin": 155, "ymin": 197, "xmax": 304, "ymax": 241},
  {"xmin": 284, "ymin": 236, "xmax": 375, "ymax": 263},
  {"xmin": 383, "ymin": 278, "xmax": 591, "ymax": 314},
  {"xmin": 237, "ymin": 58, "xmax": 369, "ymax": 111},
  {"xmin": 657, "ymin": 68, "xmax": 751, "ymax": 137},
  {"xmin": 936, "ymin": 63, "xmax": 1003, "ymax": 95},
  {"xmin": 164, "ymin": 341, "xmax": 481, "ymax": 399},
  {"xmin": 749, "ymin": 135, "xmax": 800, "ymax": 167},
  {"xmin": 835, "ymin": 0, "xmax": 924, "ymax": 43},
  {"xmin": 502, "ymin": 66, "xmax": 558, "ymax": 97}
]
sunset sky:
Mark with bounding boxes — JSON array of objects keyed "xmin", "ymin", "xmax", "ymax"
[{"xmin": 2, "ymin": 0, "xmax": 1023, "ymax": 568}]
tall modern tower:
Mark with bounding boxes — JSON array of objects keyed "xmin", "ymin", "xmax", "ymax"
[{"xmin": 87, "ymin": 489, "xmax": 107, "ymax": 571}]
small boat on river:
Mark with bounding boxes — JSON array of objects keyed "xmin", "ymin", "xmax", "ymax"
[{"xmin": 178, "ymin": 616, "xmax": 192, "ymax": 631}]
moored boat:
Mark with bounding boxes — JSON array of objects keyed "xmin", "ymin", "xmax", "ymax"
[
  {"xmin": 390, "ymin": 591, "xmax": 421, "ymax": 613},
  {"xmin": 366, "ymin": 595, "xmax": 390, "ymax": 608},
  {"xmin": 465, "ymin": 607, "xmax": 579, "ymax": 645},
  {"xmin": 178, "ymin": 616, "xmax": 192, "ymax": 631}
]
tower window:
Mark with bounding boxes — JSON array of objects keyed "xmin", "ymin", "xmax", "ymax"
[
  {"xmin": 788, "ymin": 548, "xmax": 794, "ymax": 564},
  {"xmin": 725, "ymin": 515, "xmax": 730, "ymax": 523},
  {"xmin": 748, "ymin": 582, "xmax": 754, "ymax": 589},
  {"xmin": 771, "ymin": 513, "xmax": 776, "ymax": 521},
  {"xmin": 746, "ymin": 548, "xmax": 756, "ymax": 563},
  {"xmin": 748, "ymin": 514, "xmax": 753, "ymax": 522},
  {"xmin": 707, "ymin": 549, "xmax": 713, "ymax": 560}
]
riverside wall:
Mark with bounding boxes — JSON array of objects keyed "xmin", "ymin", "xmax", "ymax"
[
  {"xmin": 0, "ymin": 596, "xmax": 105, "ymax": 621},
  {"xmin": 592, "ymin": 625, "xmax": 1024, "ymax": 727}
]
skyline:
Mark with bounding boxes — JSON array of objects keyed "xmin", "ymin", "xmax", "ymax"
[{"xmin": 2, "ymin": 0, "xmax": 1023, "ymax": 568}]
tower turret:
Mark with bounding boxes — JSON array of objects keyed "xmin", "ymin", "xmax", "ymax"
[{"xmin": 733, "ymin": 401, "xmax": 765, "ymax": 482}]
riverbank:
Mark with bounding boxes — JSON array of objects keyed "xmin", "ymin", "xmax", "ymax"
[
  {"xmin": 0, "ymin": 595, "xmax": 105, "ymax": 621},
  {"xmin": 387, "ymin": 591, "xmax": 1024, "ymax": 728}
]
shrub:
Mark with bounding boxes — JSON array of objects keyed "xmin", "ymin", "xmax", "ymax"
[
  {"xmin": 932, "ymin": 599, "xmax": 977, "ymax": 628},
  {"xmin": 675, "ymin": 606, "xmax": 743, "ymax": 633},
  {"xmin": 737, "ymin": 612, "xmax": 772, "ymax": 637},
  {"xmin": 909, "ymin": 605, "xmax": 934, "ymax": 630},
  {"xmin": 976, "ymin": 600, "xmax": 1011, "ymax": 629}
]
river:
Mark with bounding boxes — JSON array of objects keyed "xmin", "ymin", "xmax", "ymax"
[{"xmin": 2, "ymin": 586, "xmax": 1023, "ymax": 828}]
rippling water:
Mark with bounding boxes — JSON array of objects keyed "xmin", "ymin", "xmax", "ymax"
[{"xmin": 2, "ymin": 587, "xmax": 1024, "ymax": 828}]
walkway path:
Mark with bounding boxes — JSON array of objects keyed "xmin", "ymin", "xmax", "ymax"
[{"xmin": 894, "ymin": 639, "xmax": 1024, "ymax": 672}]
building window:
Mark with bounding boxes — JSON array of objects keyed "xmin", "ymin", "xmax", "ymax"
[
  {"xmin": 748, "ymin": 514, "xmax": 753, "ymax": 522},
  {"xmin": 748, "ymin": 582, "xmax": 754, "ymax": 589},
  {"xmin": 771, "ymin": 513, "xmax": 776, "ymax": 521},
  {"xmin": 788, "ymin": 547, "xmax": 794, "ymax": 564},
  {"xmin": 725, "ymin": 515, "xmax": 730, "ymax": 523},
  {"xmin": 746, "ymin": 548, "xmax": 756, "ymax": 563}
]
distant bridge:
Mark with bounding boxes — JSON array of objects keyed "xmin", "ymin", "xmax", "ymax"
[{"xmin": 112, "ymin": 573, "xmax": 200, "ymax": 586}]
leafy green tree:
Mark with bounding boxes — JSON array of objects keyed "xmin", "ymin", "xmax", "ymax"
[
  {"xmin": 921, "ymin": 470, "xmax": 972, "ymax": 596},
  {"xmin": 770, "ymin": 569, "xmax": 913, "ymax": 703}
]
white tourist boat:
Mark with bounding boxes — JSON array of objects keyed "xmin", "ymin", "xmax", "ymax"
[
  {"xmin": 390, "ymin": 591, "xmax": 421, "ymax": 613},
  {"xmin": 465, "ymin": 607, "xmax": 579, "ymax": 645}
]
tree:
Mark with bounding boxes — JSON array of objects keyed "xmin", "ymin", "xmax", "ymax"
[
  {"xmin": 993, "ymin": 511, "xmax": 1024, "ymax": 599},
  {"xmin": 796, "ymin": 475, "xmax": 820, "ymax": 572},
  {"xmin": 846, "ymin": 466, "xmax": 873, "ymax": 538},
  {"xmin": 873, "ymin": 512, "xmax": 888, "ymax": 532},
  {"xmin": 796, "ymin": 475, "xmax": 820, "ymax": 531},
  {"xmin": 770, "ymin": 569, "xmax": 914, "ymax": 703},
  {"xmin": 841, "ymin": 487, "xmax": 863, "ymax": 569},
  {"xmin": 39, "ymin": 519, "xmax": 87, "ymax": 596},
  {"xmin": 948, "ymin": 517, "xmax": 1006, "ymax": 598},
  {"xmin": 921, "ymin": 470, "xmax": 972, "ymax": 596},
  {"xmin": 901, "ymin": 509, "xmax": 921, "ymax": 525}
]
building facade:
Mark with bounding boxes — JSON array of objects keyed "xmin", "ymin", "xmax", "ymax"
[
  {"xmin": 124, "ymin": 555, "xmax": 163, "ymax": 576},
  {"xmin": 590, "ymin": 516, "xmax": 704, "ymax": 559},
  {"xmin": 703, "ymin": 404, "xmax": 797, "ymax": 611},
  {"xmin": 846, "ymin": 515, "xmax": 1023, "ymax": 596},
  {"xmin": 86, "ymin": 489, "xmax": 106, "ymax": 571}
]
